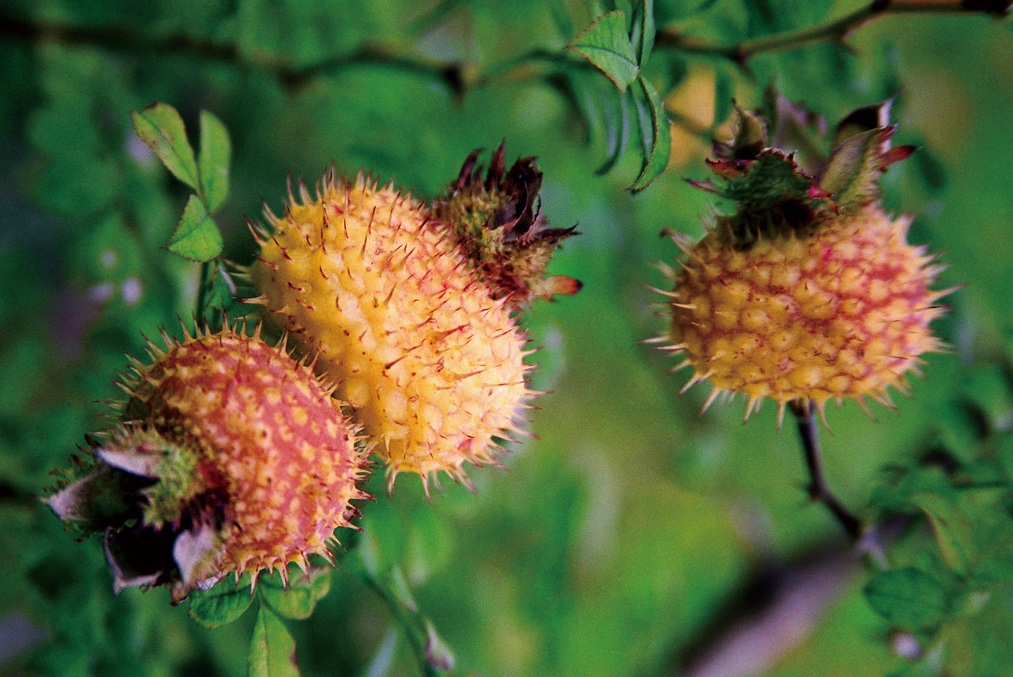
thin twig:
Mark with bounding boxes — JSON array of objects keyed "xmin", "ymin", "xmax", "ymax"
[
  {"xmin": 790, "ymin": 400, "xmax": 862, "ymax": 540},
  {"xmin": 655, "ymin": 0, "xmax": 1010, "ymax": 67},
  {"xmin": 0, "ymin": 12, "xmax": 464, "ymax": 92},
  {"xmin": 2, "ymin": 1, "xmax": 1005, "ymax": 95},
  {"xmin": 356, "ymin": 563, "xmax": 441, "ymax": 677}
]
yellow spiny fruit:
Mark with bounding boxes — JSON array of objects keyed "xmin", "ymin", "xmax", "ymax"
[
  {"xmin": 47, "ymin": 325, "xmax": 369, "ymax": 602},
  {"xmin": 658, "ymin": 102, "xmax": 949, "ymax": 425},
  {"xmin": 664, "ymin": 205, "xmax": 946, "ymax": 423},
  {"xmin": 249, "ymin": 173, "xmax": 532, "ymax": 491}
]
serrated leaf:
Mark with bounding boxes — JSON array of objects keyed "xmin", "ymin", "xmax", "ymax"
[
  {"xmin": 629, "ymin": 76, "xmax": 671, "ymax": 192},
  {"xmin": 864, "ymin": 568, "xmax": 951, "ymax": 631},
  {"xmin": 568, "ymin": 11, "xmax": 639, "ymax": 92},
  {"xmin": 197, "ymin": 110, "xmax": 231, "ymax": 213},
  {"xmin": 166, "ymin": 195, "xmax": 223, "ymax": 262},
  {"xmin": 131, "ymin": 103, "xmax": 199, "ymax": 190},
  {"xmin": 188, "ymin": 580, "xmax": 254, "ymax": 628},
  {"xmin": 260, "ymin": 570, "xmax": 332, "ymax": 620},
  {"xmin": 249, "ymin": 604, "xmax": 299, "ymax": 677}
]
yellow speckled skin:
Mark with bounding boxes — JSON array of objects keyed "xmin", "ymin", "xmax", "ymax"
[
  {"xmin": 129, "ymin": 327, "xmax": 367, "ymax": 588},
  {"xmin": 251, "ymin": 175, "xmax": 530, "ymax": 489},
  {"xmin": 667, "ymin": 205, "xmax": 946, "ymax": 421}
]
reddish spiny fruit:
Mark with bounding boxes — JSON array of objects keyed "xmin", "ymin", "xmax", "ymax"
[
  {"xmin": 47, "ymin": 325, "xmax": 369, "ymax": 602},
  {"xmin": 657, "ymin": 102, "xmax": 949, "ymax": 425},
  {"xmin": 249, "ymin": 173, "xmax": 536, "ymax": 492}
]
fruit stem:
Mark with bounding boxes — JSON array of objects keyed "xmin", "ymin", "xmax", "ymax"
[
  {"xmin": 790, "ymin": 400, "xmax": 862, "ymax": 540},
  {"xmin": 195, "ymin": 260, "xmax": 211, "ymax": 321}
]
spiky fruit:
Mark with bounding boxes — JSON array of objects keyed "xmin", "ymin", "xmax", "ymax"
[
  {"xmin": 249, "ymin": 173, "xmax": 533, "ymax": 491},
  {"xmin": 433, "ymin": 143, "xmax": 581, "ymax": 305},
  {"xmin": 659, "ymin": 102, "xmax": 948, "ymax": 424},
  {"xmin": 46, "ymin": 325, "xmax": 369, "ymax": 602}
]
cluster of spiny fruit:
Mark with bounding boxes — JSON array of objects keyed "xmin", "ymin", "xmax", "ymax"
[
  {"xmin": 48, "ymin": 100, "xmax": 948, "ymax": 604},
  {"xmin": 47, "ymin": 145, "xmax": 581, "ymax": 603}
]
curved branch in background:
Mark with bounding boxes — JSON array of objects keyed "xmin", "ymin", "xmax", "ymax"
[
  {"xmin": 0, "ymin": 12, "xmax": 467, "ymax": 92},
  {"xmin": 656, "ymin": 0, "xmax": 1010, "ymax": 67},
  {"xmin": 0, "ymin": 11, "xmax": 579, "ymax": 96},
  {"xmin": 1, "ymin": 1, "xmax": 1006, "ymax": 93}
]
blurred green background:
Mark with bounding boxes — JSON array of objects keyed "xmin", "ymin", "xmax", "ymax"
[{"xmin": 1, "ymin": 1, "xmax": 1011, "ymax": 675}]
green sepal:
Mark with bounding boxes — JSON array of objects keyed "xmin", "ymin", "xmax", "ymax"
[
  {"xmin": 716, "ymin": 151, "xmax": 815, "ymax": 215},
  {"xmin": 139, "ymin": 437, "xmax": 204, "ymax": 530},
  {"xmin": 818, "ymin": 126, "xmax": 915, "ymax": 210}
]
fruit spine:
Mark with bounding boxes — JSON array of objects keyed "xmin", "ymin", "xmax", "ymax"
[
  {"xmin": 657, "ymin": 101, "xmax": 949, "ymax": 425},
  {"xmin": 47, "ymin": 325, "xmax": 369, "ymax": 602}
]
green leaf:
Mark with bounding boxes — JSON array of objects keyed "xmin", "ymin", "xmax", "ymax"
[
  {"xmin": 910, "ymin": 492, "xmax": 977, "ymax": 576},
  {"xmin": 260, "ymin": 569, "xmax": 332, "ymax": 620},
  {"xmin": 188, "ymin": 579, "xmax": 254, "ymax": 628},
  {"xmin": 567, "ymin": 11, "xmax": 640, "ymax": 92},
  {"xmin": 864, "ymin": 568, "xmax": 951, "ymax": 631},
  {"xmin": 712, "ymin": 70, "xmax": 734, "ymax": 131},
  {"xmin": 197, "ymin": 110, "xmax": 231, "ymax": 213},
  {"xmin": 596, "ymin": 88, "xmax": 632, "ymax": 175},
  {"xmin": 631, "ymin": 0, "xmax": 656, "ymax": 66},
  {"xmin": 629, "ymin": 76, "xmax": 671, "ymax": 192},
  {"xmin": 249, "ymin": 604, "xmax": 299, "ymax": 677},
  {"xmin": 197, "ymin": 260, "xmax": 239, "ymax": 324},
  {"xmin": 869, "ymin": 463, "xmax": 954, "ymax": 514},
  {"xmin": 165, "ymin": 195, "xmax": 224, "ymax": 262},
  {"xmin": 131, "ymin": 103, "xmax": 199, "ymax": 191}
]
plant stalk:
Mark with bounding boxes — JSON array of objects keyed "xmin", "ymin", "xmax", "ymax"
[{"xmin": 790, "ymin": 400, "xmax": 862, "ymax": 540}]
